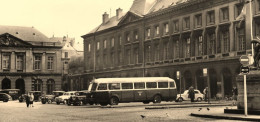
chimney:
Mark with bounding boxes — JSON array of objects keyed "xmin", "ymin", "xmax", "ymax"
[
  {"xmin": 116, "ymin": 8, "xmax": 123, "ymax": 20},
  {"xmin": 103, "ymin": 12, "xmax": 109, "ymax": 24}
]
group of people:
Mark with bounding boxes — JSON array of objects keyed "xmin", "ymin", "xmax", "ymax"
[
  {"xmin": 25, "ymin": 93, "xmax": 34, "ymax": 108},
  {"xmin": 187, "ymin": 86, "xmax": 238, "ymax": 104}
]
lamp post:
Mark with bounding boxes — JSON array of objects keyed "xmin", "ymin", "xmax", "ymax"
[
  {"xmin": 176, "ymin": 71, "xmax": 181, "ymax": 99},
  {"xmin": 203, "ymin": 68, "xmax": 210, "ymax": 104}
]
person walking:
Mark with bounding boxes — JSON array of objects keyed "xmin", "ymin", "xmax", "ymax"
[
  {"xmin": 188, "ymin": 86, "xmax": 195, "ymax": 102},
  {"xmin": 29, "ymin": 93, "xmax": 34, "ymax": 107},
  {"xmin": 203, "ymin": 87, "xmax": 208, "ymax": 102},
  {"xmin": 25, "ymin": 93, "xmax": 30, "ymax": 108},
  {"xmin": 232, "ymin": 86, "xmax": 238, "ymax": 106}
]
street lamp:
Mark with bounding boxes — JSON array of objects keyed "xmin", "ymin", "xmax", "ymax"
[
  {"xmin": 176, "ymin": 71, "xmax": 182, "ymax": 99},
  {"xmin": 203, "ymin": 68, "xmax": 210, "ymax": 104}
]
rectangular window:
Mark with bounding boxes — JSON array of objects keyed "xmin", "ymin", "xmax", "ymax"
[
  {"xmin": 34, "ymin": 55, "xmax": 41, "ymax": 70},
  {"xmin": 134, "ymin": 82, "xmax": 145, "ymax": 89},
  {"xmin": 158, "ymin": 82, "xmax": 168, "ymax": 88},
  {"xmin": 126, "ymin": 49, "xmax": 131, "ymax": 64},
  {"xmin": 103, "ymin": 54, "xmax": 107, "ymax": 67},
  {"xmin": 88, "ymin": 44, "xmax": 91, "ymax": 52},
  {"xmin": 111, "ymin": 52, "xmax": 115, "ymax": 67},
  {"xmin": 134, "ymin": 48, "xmax": 139, "ymax": 64},
  {"xmin": 2, "ymin": 54, "xmax": 10, "ymax": 70},
  {"xmin": 126, "ymin": 33, "xmax": 130, "ymax": 42},
  {"xmin": 47, "ymin": 56, "xmax": 54, "ymax": 70},
  {"xmin": 186, "ymin": 38, "xmax": 191, "ymax": 57},
  {"xmin": 145, "ymin": 45, "xmax": 151, "ymax": 62},
  {"xmin": 238, "ymin": 28, "xmax": 245, "ymax": 50},
  {"xmin": 175, "ymin": 39, "xmax": 180, "ymax": 58},
  {"xmin": 134, "ymin": 31, "xmax": 138, "ymax": 40},
  {"xmin": 109, "ymin": 83, "xmax": 120, "ymax": 90},
  {"xmin": 97, "ymin": 41, "xmax": 100, "ymax": 50},
  {"xmin": 164, "ymin": 23, "xmax": 169, "ymax": 34},
  {"xmin": 65, "ymin": 52, "xmax": 68, "ymax": 58},
  {"xmin": 97, "ymin": 83, "xmax": 107, "ymax": 90},
  {"xmin": 207, "ymin": 11, "xmax": 215, "ymax": 24},
  {"xmin": 122, "ymin": 83, "xmax": 133, "ymax": 89},
  {"xmin": 173, "ymin": 20, "xmax": 179, "ymax": 32},
  {"xmin": 118, "ymin": 51, "xmax": 122, "ymax": 64},
  {"xmin": 221, "ymin": 7, "xmax": 229, "ymax": 21},
  {"xmin": 146, "ymin": 82, "xmax": 157, "ymax": 88},
  {"xmin": 184, "ymin": 17, "xmax": 190, "ymax": 29},
  {"xmin": 16, "ymin": 55, "xmax": 24, "ymax": 70},
  {"xmin": 154, "ymin": 44, "xmax": 160, "ymax": 61},
  {"xmin": 208, "ymin": 32, "xmax": 216, "ymax": 54},
  {"xmin": 222, "ymin": 30, "xmax": 230, "ymax": 52},
  {"xmin": 104, "ymin": 40, "xmax": 107, "ymax": 49},
  {"xmin": 119, "ymin": 36, "xmax": 122, "ymax": 45},
  {"xmin": 163, "ymin": 42, "xmax": 169, "ymax": 60},
  {"xmin": 111, "ymin": 38, "xmax": 114, "ymax": 47},
  {"xmin": 155, "ymin": 25, "xmax": 159, "ymax": 36},
  {"xmin": 197, "ymin": 35, "xmax": 203, "ymax": 56},
  {"xmin": 170, "ymin": 82, "xmax": 175, "ymax": 88},
  {"xmin": 195, "ymin": 14, "xmax": 202, "ymax": 27},
  {"xmin": 147, "ymin": 28, "xmax": 151, "ymax": 38},
  {"xmin": 236, "ymin": 4, "xmax": 244, "ymax": 18}
]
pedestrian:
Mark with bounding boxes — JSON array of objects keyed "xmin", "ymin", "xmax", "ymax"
[
  {"xmin": 188, "ymin": 86, "xmax": 195, "ymax": 102},
  {"xmin": 29, "ymin": 93, "xmax": 34, "ymax": 107},
  {"xmin": 25, "ymin": 93, "xmax": 30, "ymax": 108},
  {"xmin": 203, "ymin": 87, "xmax": 208, "ymax": 102},
  {"xmin": 232, "ymin": 86, "xmax": 238, "ymax": 106}
]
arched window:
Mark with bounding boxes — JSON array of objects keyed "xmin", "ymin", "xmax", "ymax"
[
  {"xmin": 47, "ymin": 79, "xmax": 55, "ymax": 94},
  {"xmin": 32, "ymin": 79, "xmax": 42, "ymax": 91}
]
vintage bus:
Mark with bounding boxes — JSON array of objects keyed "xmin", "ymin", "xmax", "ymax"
[{"xmin": 87, "ymin": 77, "xmax": 177, "ymax": 106}]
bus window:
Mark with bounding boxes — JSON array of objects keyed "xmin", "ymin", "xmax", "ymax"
[
  {"xmin": 134, "ymin": 82, "xmax": 145, "ymax": 89},
  {"xmin": 91, "ymin": 83, "xmax": 98, "ymax": 91},
  {"xmin": 109, "ymin": 83, "xmax": 120, "ymax": 90},
  {"xmin": 97, "ymin": 83, "xmax": 108, "ymax": 90},
  {"xmin": 122, "ymin": 83, "xmax": 133, "ymax": 89},
  {"xmin": 158, "ymin": 82, "xmax": 168, "ymax": 88},
  {"xmin": 170, "ymin": 82, "xmax": 175, "ymax": 88},
  {"xmin": 146, "ymin": 82, "xmax": 157, "ymax": 88}
]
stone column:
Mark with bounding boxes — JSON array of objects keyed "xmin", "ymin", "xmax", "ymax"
[
  {"xmin": 42, "ymin": 53, "xmax": 46, "ymax": 72},
  {"xmin": 10, "ymin": 51, "xmax": 16, "ymax": 72}
]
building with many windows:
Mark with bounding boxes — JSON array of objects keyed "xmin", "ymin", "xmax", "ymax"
[
  {"xmin": 0, "ymin": 25, "xmax": 63, "ymax": 94},
  {"xmin": 82, "ymin": 0, "xmax": 260, "ymax": 99}
]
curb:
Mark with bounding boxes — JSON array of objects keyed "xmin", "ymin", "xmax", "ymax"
[
  {"xmin": 145, "ymin": 104, "xmax": 230, "ymax": 109},
  {"xmin": 190, "ymin": 113, "xmax": 260, "ymax": 121}
]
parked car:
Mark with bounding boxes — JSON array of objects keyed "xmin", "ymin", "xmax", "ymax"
[
  {"xmin": 41, "ymin": 91, "xmax": 65, "ymax": 104},
  {"xmin": 55, "ymin": 91, "xmax": 77, "ymax": 105},
  {"xmin": 176, "ymin": 89, "xmax": 203, "ymax": 102},
  {"xmin": 0, "ymin": 93, "xmax": 10, "ymax": 102},
  {"xmin": 18, "ymin": 94, "xmax": 27, "ymax": 102},
  {"xmin": 0, "ymin": 89, "xmax": 20, "ymax": 100},
  {"xmin": 29, "ymin": 91, "xmax": 42, "ymax": 102},
  {"xmin": 67, "ymin": 91, "xmax": 88, "ymax": 106}
]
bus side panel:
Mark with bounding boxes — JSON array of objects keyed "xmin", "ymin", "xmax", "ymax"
[
  {"xmin": 134, "ymin": 90, "xmax": 147, "ymax": 101},
  {"xmin": 159, "ymin": 89, "xmax": 169, "ymax": 100},
  {"xmin": 169, "ymin": 89, "xmax": 177, "ymax": 101},
  {"xmin": 121, "ymin": 90, "xmax": 134, "ymax": 102},
  {"xmin": 146, "ymin": 89, "xmax": 159, "ymax": 101},
  {"xmin": 110, "ymin": 91, "xmax": 122, "ymax": 102},
  {"xmin": 93, "ymin": 91, "xmax": 110, "ymax": 103}
]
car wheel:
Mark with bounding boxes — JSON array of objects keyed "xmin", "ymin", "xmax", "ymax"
[
  {"xmin": 197, "ymin": 97, "xmax": 202, "ymax": 102},
  {"xmin": 110, "ymin": 97, "xmax": 119, "ymax": 105},
  {"xmin": 153, "ymin": 95, "xmax": 162, "ymax": 103},
  {"xmin": 178, "ymin": 97, "xmax": 183, "ymax": 102},
  {"xmin": 143, "ymin": 101, "xmax": 150, "ymax": 104},
  {"xmin": 42, "ymin": 100, "xmax": 46, "ymax": 104},
  {"xmin": 48, "ymin": 100, "xmax": 52, "ymax": 104},
  {"xmin": 56, "ymin": 102, "xmax": 60, "ymax": 105}
]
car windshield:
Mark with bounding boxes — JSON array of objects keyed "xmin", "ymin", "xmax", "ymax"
[{"xmin": 91, "ymin": 83, "xmax": 98, "ymax": 91}]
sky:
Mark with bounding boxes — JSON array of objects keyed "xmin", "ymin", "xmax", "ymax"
[{"xmin": 0, "ymin": 0, "xmax": 133, "ymax": 46}]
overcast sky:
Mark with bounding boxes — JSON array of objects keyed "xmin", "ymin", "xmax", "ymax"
[{"xmin": 0, "ymin": 0, "xmax": 133, "ymax": 44}]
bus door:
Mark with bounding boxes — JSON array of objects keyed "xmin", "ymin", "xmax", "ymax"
[
  {"xmin": 133, "ymin": 82, "xmax": 146, "ymax": 101},
  {"xmin": 121, "ymin": 83, "xmax": 134, "ymax": 102}
]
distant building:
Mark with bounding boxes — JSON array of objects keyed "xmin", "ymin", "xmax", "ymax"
[
  {"xmin": 49, "ymin": 36, "xmax": 84, "ymax": 91},
  {"xmin": 82, "ymin": 0, "xmax": 260, "ymax": 99},
  {"xmin": 0, "ymin": 25, "xmax": 63, "ymax": 94}
]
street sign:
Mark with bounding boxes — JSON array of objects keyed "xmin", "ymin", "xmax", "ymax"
[
  {"xmin": 240, "ymin": 55, "xmax": 249, "ymax": 66},
  {"xmin": 241, "ymin": 66, "xmax": 250, "ymax": 74}
]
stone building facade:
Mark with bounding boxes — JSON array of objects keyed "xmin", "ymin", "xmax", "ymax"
[
  {"xmin": 0, "ymin": 25, "xmax": 63, "ymax": 94},
  {"xmin": 82, "ymin": 0, "xmax": 260, "ymax": 99}
]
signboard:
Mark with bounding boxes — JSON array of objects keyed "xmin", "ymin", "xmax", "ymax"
[
  {"xmin": 203, "ymin": 68, "xmax": 207, "ymax": 77},
  {"xmin": 176, "ymin": 71, "xmax": 180, "ymax": 80},
  {"xmin": 241, "ymin": 66, "xmax": 250, "ymax": 74},
  {"xmin": 240, "ymin": 55, "xmax": 249, "ymax": 66}
]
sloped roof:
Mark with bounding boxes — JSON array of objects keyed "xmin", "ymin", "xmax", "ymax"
[
  {"xmin": 0, "ymin": 25, "xmax": 52, "ymax": 43},
  {"xmin": 83, "ymin": 0, "xmax": 189, "ymax": 36}
]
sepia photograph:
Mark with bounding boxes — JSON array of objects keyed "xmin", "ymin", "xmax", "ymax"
[{"xmin": 0, "ymin": 0, "xmax": 260, "ymax": 121}]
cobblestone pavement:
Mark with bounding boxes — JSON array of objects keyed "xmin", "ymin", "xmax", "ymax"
[{"xmin": 0, "ymin": 101, "xmax": 239, "ymax": 122}]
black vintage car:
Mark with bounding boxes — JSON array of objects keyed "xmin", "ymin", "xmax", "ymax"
[
  {"xmin": 67, "ymin": 91, "xmax": 88, "ymax": 106},
  {"xmin": 0, "ymin": 93, "xmax": 9, "ymax": 102},
  {"xmin": 41, "ymin": 91, "xmax": 65, "ymax": 104},
  {"xmin": 0, "ymin": 89, "xmax": 20, "ymax": 100}
]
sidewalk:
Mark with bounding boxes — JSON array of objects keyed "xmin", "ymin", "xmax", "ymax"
[{"xmin": 190, "ymin": 106, "xmax": 260, "ymax": 121}]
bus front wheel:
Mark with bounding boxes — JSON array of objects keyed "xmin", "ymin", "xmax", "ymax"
[
  {"xmin": 110, "ymin": 97, "xmax": 119, "ymax": 105},
  {"xmin": 153, "ymin": 95, "xmax": 162, "ymax": 103}
]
